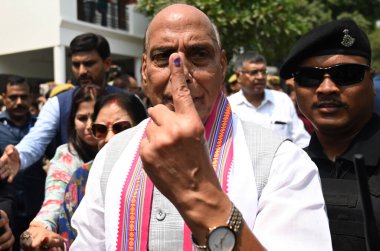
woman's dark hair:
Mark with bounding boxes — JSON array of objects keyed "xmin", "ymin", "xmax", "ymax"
[
  {"xmin": 67, "ymin": 85, "xmax": 100, "ymax": 162},
  {"xmin": 69, "ymin": 33, "xmax": 110, "ymax": 60},
  {"xmin": 92, "ymin": 93, "xmax": 148, "ymax": 125}
]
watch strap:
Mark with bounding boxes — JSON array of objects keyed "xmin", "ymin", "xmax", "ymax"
[
  {"xmin": 191, "ymin": 202, "xmax": 244, "ymax": 250},
  {"xmin": 191, "ymin": 234, "xmax": 208, "ymax": 250},
  {"xmin": 227, "ymin": 203, "xmax": 243, "ymax": 234}
]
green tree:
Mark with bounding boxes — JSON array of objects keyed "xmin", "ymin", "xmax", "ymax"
[
  {"xmin": 321, "ymin": 0, "xmax": 380, "ymax": 29},
  {"xmin": 321, "ymin": 0, "xmax": 380, "ymax": 72},
  {"xmin": 137, "ymin": 0, "xmax": 379, "ymax": 72},
  {"xmin": 369, "ymin": 27, "xmax": 380, "ymax": 73},
  {"xmin": 136, "ymin": 0, "xmax": 330, "ymax": 67}
]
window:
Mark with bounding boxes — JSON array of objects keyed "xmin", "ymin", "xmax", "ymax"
[{"xmin": 77, "ymin": 0, "xmax": 137, "ymax": 31}]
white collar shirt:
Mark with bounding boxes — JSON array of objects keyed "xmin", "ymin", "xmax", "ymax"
[{"xmin": 228, "ymin": 89, "xmax": 310, "ymax": 148}]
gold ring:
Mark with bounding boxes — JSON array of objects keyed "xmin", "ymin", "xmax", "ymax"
[{"xmin": 20, "ymin": 231, "xmax": 31, "ymax": 241}]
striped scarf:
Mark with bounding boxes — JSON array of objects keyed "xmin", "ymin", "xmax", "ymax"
[{"xmin": 116, "ymin": 92, "xmax": 234, "ymax": 250}]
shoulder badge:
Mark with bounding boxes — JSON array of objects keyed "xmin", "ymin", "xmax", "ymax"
[{"xmin": 341, "ymin": 29, "xmax": 355, "ymax": 47}]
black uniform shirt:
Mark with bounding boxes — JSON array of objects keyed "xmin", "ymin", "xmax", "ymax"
[{"xmin": 305, "ymin": 114, "xmax": 380, "ymax": 251}]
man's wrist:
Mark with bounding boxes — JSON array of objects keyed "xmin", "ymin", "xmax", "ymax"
[
  {"xmin": 191, "ymin": 234, "xmax": 207, "ymax": 250},
  {"xmin": 14, "ymin": 145, "xmax": 24, "ymax": 170},
  {"xmin": 191, "ymin": 202, "xmax": 244, "ymax": 251},
  {"xmin": 29, "ymin": 220, "xmax": 48, "ymax": 229}
]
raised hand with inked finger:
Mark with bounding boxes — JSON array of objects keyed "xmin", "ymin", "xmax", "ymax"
[{"xmin": 140, "ymin": 53, "xmax": 234, "ymax": 242}]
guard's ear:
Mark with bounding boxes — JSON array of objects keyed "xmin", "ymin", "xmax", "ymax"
[
  {"xmin": 369, "ymin": 68, "xmax": 376, "ymax": 96},
  {"xmin": 370, "ymin": 68, "xmax": 376, "ymax": 79}
]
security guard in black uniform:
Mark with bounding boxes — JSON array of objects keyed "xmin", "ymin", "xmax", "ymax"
[{"xmin": 280, "ymin": 19, "xmax": 380, "ymax": 251}]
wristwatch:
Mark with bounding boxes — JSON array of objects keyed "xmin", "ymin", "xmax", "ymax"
[
  {"xmin": 207, "ymin": 226, "xmax": 236, "ymax": 251},
  {"xmin": 192, "ymin": 203, "xmax": 243, "ymax": 251}
]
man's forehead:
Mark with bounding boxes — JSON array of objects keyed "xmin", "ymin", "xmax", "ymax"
[
  {"xmin": 146, "ymin": 5, "xmax": 215, "ymax": 42},
  {"xmin": 6, "ymin": 84, "xmax": 29, "ymax": 93},
  {"xmin": 300, "ymin": 54, "xmax": 368, "ymax": 66},
  {"xmin": 153, "ymin": 3, "xmax": 205, "ymax": 21},
  {"xmin": 146, "ymin": 24, "xmax": 218, "ymax": 53},
  {"xmin": 149, "ymin": 30, "xmax": 215, "ymax": 45},
  {"xmin": 71, "ymin": 50, "xmax": 100, "ymax": 60},
  {"xmin": 243, "ymin": 61, "xmax": 267, "ymax": 68}
]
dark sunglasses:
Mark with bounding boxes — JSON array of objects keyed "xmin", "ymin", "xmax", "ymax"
[
  {"xmin": 293, "ymin": 63, "xmax": 370, "ymax": 87},
  {"xmin": 91, "ymin": 120, "xmax": 132, "ymax": 140}
]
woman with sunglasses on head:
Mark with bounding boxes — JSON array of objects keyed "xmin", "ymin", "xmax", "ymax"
[
  {"xmin": 58, "ymin": 92, "xmax": 147, "ymax": 249},
  {"xmin": 20, "ymin": 85, "xmax": 100, "ymax": 250}
]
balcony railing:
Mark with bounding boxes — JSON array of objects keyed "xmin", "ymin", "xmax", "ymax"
[{"xmin": 77, "ymin": 0, "xmax": 137, "ymax": 31}]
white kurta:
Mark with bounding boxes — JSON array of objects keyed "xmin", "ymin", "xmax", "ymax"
[{"xmin": 71, "ymin": 117, "xmax": 332, "ymax": 251}]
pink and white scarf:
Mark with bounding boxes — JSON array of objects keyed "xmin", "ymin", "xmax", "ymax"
[{"xmin": 116, "ymin": 92, "xmax": 234, "ymax": 251}]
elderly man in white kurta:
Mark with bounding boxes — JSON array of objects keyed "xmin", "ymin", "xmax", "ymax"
[{"xmin": 71, "ymin": 3, "xmax": 331, "ymax": 251}]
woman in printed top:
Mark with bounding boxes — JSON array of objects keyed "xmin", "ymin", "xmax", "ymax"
[
  {"xmin": 58, "ymin": 92, "xmax": 147, "ymax": 248},
  {"xmin": 20, "ymin": 84, "xmax": 100, "ymax": 250}
]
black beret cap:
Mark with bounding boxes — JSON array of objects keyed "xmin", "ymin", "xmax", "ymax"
[{"xmin": 280, "ymin": 19, "xmax": 371, "ymax": 80}]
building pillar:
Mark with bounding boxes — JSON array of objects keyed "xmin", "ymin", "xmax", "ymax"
[{"xmin": 53, "ymin": 45, "xmax": 66, "ymax": 84}]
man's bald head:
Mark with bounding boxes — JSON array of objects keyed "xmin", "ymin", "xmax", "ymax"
[
  {"xmin": 140, "ymin": 3, "xmax": 227, "ymax": 123},
  {"xmin": 144, "ymin": 4, "xmax": 221, "ymax": 52}
]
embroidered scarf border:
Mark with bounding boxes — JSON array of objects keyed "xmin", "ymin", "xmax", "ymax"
[{"xmin": 116, "ymin": 92, "xmax": 233, "ymax": 251}]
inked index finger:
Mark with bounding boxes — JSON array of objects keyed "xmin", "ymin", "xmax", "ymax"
[{"xmin": 169, "ymin": 53, "xmax": 197, "ymax": 115}]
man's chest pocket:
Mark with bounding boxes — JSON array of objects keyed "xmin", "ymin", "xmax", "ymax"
[
  {"xmin": 270, "ymin": 119, "xmax": 290, "ymax": 136},
  {"xmin": 322, "ymin": 178, "xmax": 365, "ymax": 238}
]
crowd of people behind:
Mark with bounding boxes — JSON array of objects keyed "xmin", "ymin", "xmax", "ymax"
[{"xmin": 0, "ymin": 3, "xmax": 379, "ymax": 251}]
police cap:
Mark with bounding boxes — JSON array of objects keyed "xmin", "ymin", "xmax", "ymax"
[{"xmin": 280, "ymin": 19, "xmax": 371, "ymax": 80}]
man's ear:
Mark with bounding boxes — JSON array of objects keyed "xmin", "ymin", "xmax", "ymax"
[
  {"xmin": 141, "ymin": 54, "xmax": 148, "ymax": 92},
  {"xmin": 104, "ymin": 57, "xmax": 112, "ymax": 72},
  {"xmin": 370, "ymin": 68, "xmax": 376, "ymax": 96},
  {"xmin": 370, "ymin": 68, "xmax": 376, "ymax": 79},
  {"xmin": 235, "ymin": 71, "xmax": 243, "ymax": 84},
  {"xmin": 220, "ymin": 49, "xmax": 227, "ymax": 80}
]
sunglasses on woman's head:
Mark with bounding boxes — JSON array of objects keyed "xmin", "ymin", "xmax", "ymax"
[
  {"xmin": 91, "ymin": 120, "xmax": 132, "ymax": 140},
  {"xmin": 293, "ymin": 63, "xmax": 370, "ymax": 87}
]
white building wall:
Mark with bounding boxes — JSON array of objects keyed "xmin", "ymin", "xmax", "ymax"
[
  {"xmin": 0, "ymin": 0, "xmax": 148, "ymax": 85},
  {"xmin": 0, "ymin": 0, "xmax": 61, "ymax": 55}
]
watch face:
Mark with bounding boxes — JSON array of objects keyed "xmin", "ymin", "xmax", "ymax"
[{"xmin": 207, "ymin": 226, "xmax": 236, "ymax": 251}]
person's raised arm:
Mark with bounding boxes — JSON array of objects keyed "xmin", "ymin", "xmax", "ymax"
[
  {"xmin": 0, "ymin": 97, "xmax": 60, "ymax": 182},
  {"xmin": 0, "ymin": 145, "xmax": 20, "ymax": 183},
  {"xmin": 16, "ymin": 97, "xmax": 60, "ymax": 168},
  {"xmin": 139, "ymin": 53, "xmax": 265, "ymax": 250}
]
